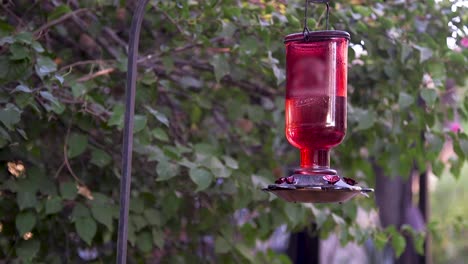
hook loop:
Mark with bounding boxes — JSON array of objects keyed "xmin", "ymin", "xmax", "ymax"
[{"xmin": 303, "ymin": 0, "xmax": 331, "ymax": 40}]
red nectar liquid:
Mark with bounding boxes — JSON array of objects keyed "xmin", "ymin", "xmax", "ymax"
[
  {"xmin": 286, "ymin": 95, "xmax": 346, "ymax": 149},
  {"xmin": 284, "ymin": 32, "xmax": 349, "ymax": 169}
]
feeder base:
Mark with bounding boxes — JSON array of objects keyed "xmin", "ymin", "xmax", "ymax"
[{"xmin": 263, "ymin": 174, "xmax": 374, "ymax": 203}]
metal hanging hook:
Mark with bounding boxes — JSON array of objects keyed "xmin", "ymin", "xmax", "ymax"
[{"xmin": 303, "ymin": 0, "xmax": 331, "ymax": 40}]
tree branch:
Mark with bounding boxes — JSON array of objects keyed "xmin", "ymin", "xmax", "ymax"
[
  {"xmin": 34, "ymin": 9, "xmax": 88, "ymax": 37},
  {"xmin": 76, "ymin": 68, "xmax": 115, "ymax": 83}
]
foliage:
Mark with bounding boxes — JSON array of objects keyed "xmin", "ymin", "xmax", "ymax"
[
  {"xmin": 431, "ymin": 163, "xmax": 468, "ymax": 263},
  {"xmin": 0, "ymin": 0, "xmax": 466, "ymax": 262}
]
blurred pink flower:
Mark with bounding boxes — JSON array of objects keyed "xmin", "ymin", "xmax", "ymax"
[
  {"xmin": 461, "ymin": 37, "xmax": 468, "ymax": 48},
  {"xmin": 448, "ymin": 121, "xmax": 462, "ymax": 133}
]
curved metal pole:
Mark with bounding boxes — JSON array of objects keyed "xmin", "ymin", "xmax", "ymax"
[{"xmin": 117, "ymin": 0, "xmax": 150, "ymax": 263}]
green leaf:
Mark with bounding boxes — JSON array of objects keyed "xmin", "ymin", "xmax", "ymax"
[
  {"xmin": 71, "ymin": 83, "xmax": 87, "ymax": 98},
  {"xmin": 223, "ymin": 155, "xmax": 239, "ymax": 169},
  {"xmin": 15, "ymin": 32, "xmax": 33, "ymax": 44},
  {"xmin": 35, "ymin": 56, "xmax": 57, "ymax": 77},
  {"xmin": 39, "ymin": 91, "xmax": 65, "ymax": 114},
  {"xmin": 383, "ymin": 64, "xmax": 398, "ymax": 79},
  {"xmin": 16, "ymin": 240, "xmax": 40, "ymax": 261},
  {"xmin": 215, "ymin": 235, "xmax": 231, "ymax": 254},
  {"xmin": 130, "ymin": 197, "xmax": 145, "ymax": 214},
  {"xmin": 91, "ymin": 204, "xmax": 114, "ymax": 230},
  {"xmin": 453, "ymin": 139, "xmax": 465, "ymax": 161},
  {"xmin": 127, "ymin": 221, "xmax": 136, "ymax": 246},
  {"xmin": 0, "ymin": 126, "xmax": 11, "ymax": 144},
  {"xmin": 251, "ymin": 174, "xmax": 270, "ymax": 188},
  {"xmin": 156, "ymin": 160, "xmax": 180, "ymax": 181},
  {"xmin": 0, "ymin": 36, "xmax": 15, "ymax": 45},
  {"xmin": 75, "ymin": 217, "xmax": 97, "ymax": 246},
  {"xmin": 10, "ymin": 43, "xmax": 30, "ymax": 60},
  {"xmin": 398, "ymin": 92, "xmax": 414, "ymax": 109},
  {"xmin": 210, "ymin": 55, "xmax": 230, "ymax": 82},
  {"xmin": 426, "ymin": 133, "xmax": 443, "ymax": 153},
  {"xmin": 194, "ymin": 143, "xmax": 219, "ymax": 156},
  {"xmin": 144, "ymin": 209, "xmax": 162, "ymax": 226},
  {"xmin": 284, "ymin": 204, "xmax": 301, "ymax": 226},
  {"xmin": 0, "ymin": 103, "xmax": 21, "ymax": 130},
  {"xmin": 355, "ymin": 109, "xmax": 376, "ymax": 131},
  {"xmin": 420, "ymin": 89, "xmax": 437, "ymax": 106},
  {"xmin": 180, "ymin": 76, "xmax": 203, "ymax": 89},
  {"xmin": 271, "ymin": 63, "xmax": 285, "ymax": 85},
  {"xmin": 235, "ymin": 243, "xmax": 255, "ymax": 262},
  {"xmin": 145, "ymin": 106, "xmax": 169, "ymax": 127},
  {"xmin": 190, "ymin": 105, "xmax": 202, "ymax": 124},
  {"xmin": 133, "ymin": 115, "xmax": 147, "ymax": 133},
  {"xmin": 31, "ymin": 41, "xmax": 44, "ymax": 53},
  {"xmin": 400, "ymin": 44, "xmax": 412, "ymax": 63},
  {"xmin": 413, "ymin": 45, "xmax": 433, "ymax": 63},
  {"xmin": 137, "ymin": 231, "xmax": 153, "ymax": 253},
  {"xmin": 427, "ymin": 63, "xmax": 446, "ymax": 82},
  {"xmin": 459, "ymin": 139, "xmax": 468, "ymax": 158},
  {"xmin": 67, "ymin": 133, "xmax": 88, "ymax": 158},
  {"xmin": 17, "ymin": 191, "xmax": 38, "ymax": 210},
  {"xmin": 60, "ymin": 181, "xmax": 77, "ymax": 200},
  {"xmin": 331, "ymin": 213, "xmax": 346, "ymax": 225},
  {"xmin": 71, "ymin": 203, "xmax": 91, "ymax": 221},
  {"xmin": 268, "ymin": 52, "xmax": 285, "ymax": 85},
  {"xmin": 13, "ymin": 84, "xmax": 32, "ymax": 93},
  {"xmin": 311, "ymin": 206, "xmax": 328, "ymax": 228},
  {"xmin": 0, "ymin": 55, "xmax": 10, "ymax": 79},
  {"xmin": 353, "ymin": 5, "xmax": 372, "ymax": 16},
  {"xmin": 0, "ymin": 136, "xmax": 7, "ymax": 147},
  {"xmin": 16, "ymin": 210, "xmax": 36, "ymax": 235},
  {"xmin": 48, "ymin": 5, "xmax": 72, "ymax": 21},
  {"xmin": 91, "ymin": 192, "xmax": 111, "ymax": 204},
  {"xmin": 131, "ymin": 214, "xmax": 148, "ymax": 231},
  {"xmin": 108, "ymin": 104, "xmax": 124, "ymax": 128},
  {"xmin": 28, "ymin": 167, "xmax": 57, "ymax": 196},
  {"xmin": 207, "ymin": 157, "xmax": 231, "ymax": 178},
  {"xmin": 189, "ymin": 167, "xmax": 213, "ymax": 191},
  {"xmin": 391, "ymin": 232, "xmax": 406, "ymax": 258},
  {"xmin": 152, "ymin": 228, "xmax": 165, "ymax": 248},
  {"xmin": 91, "ymin": 148, "xmax": 112, "ymax": 167},
  {"xmin": 219, "ymin": 21, "xmax": 236, "ymax": 38},
  {"xmin": 141, "ymin": 71, "xmax": 158, "ymax": 85},
  {"xmin": 413, "ymin": 233, "xmax": 425, "ymax": 255},
  {"xmin": 161, "ymin": 56, "xmax": 174, "ymax": 73},
  {"xmin": 54, "ymin": 74, "xmax": 64, "ymax": 85},
  {"xmin": 45, "ymin": 197, "xmax": 63, "ymax": 215},
  {"xmin": 374, "ymin": 231, "xmax": 388, "ymax": 250},
  {"xmin": 246, "ymin": 105, "xmax": 265, "ymax": 123},
  {"xmin": 152, "ymin": 128, "xmax": 169, "ymax": 142}
]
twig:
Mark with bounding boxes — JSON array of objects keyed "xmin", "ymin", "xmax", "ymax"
[
  {"xmin": 168, "ymin": 36, "xmax": 225, "ymax": 54},
  {"xmin": 5, "ymin": 235, "xmax": 20, "ymax": 261},
  {"xmin": 158, "ymin": 8, "xmax": 190, "ymax": 40},
  {"xmin": 54, "ymin": 162, "xmax": 65, "ymax": 179},
  {"xmin": 315, "ymin": 5, "xmax": 328, "ymax": 30},
  {"xmin": 76, "ymin": 68, "xmax": 115, "ymax": 82},
  {"xmin": 93, "ymin": 34, "xmax": 121, "ymax": 59},
  {"xmin": 57, "ymin": 36, "xmax": 224, "ymax": 74},
  {"xmin": 59, "ymin": 59, "xmax": 113, "ymax": 72},
  {"xmin": 69, "ymin": 14, "xmax": 121, "ymax": 59},
  {"xmin": 103, "ymin": 26, "xmax": 128, "ymax": 51},
  {"xmin": 63, "ymin": 121, "xmax": 84, "ymax": 186},
  {"xmin": 79, "ymin": 9, "xmax": 128, "ymax": 52},
  {"xmin": 1, "ymin": 4, "xmax": 25, "ymax": 27},
  {"xmin": 20, "ymin": 1, "xmax": 41, "ymax": 23},
  {"xmin": 34, "ymin": 9, "xmax": 88, "ymax": 37},
  {"xmin": 172, "ymin": 58, "xmax": 278, "ymax": 96}
]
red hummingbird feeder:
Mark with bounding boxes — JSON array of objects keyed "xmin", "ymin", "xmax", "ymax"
[{"xmin": 264, "ymin": 0, "xmax": 373, "ymax": 203}]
